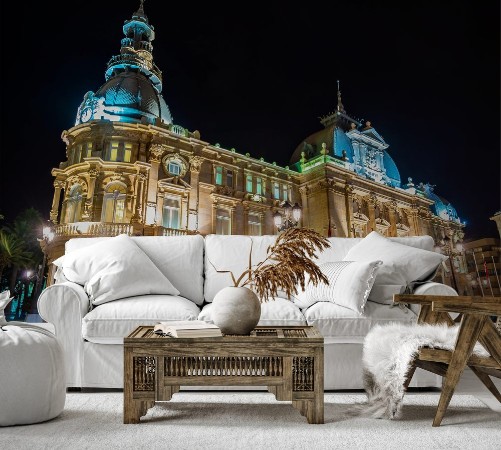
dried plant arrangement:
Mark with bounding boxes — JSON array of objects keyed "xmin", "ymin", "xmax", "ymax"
[{"xmin": 214, "ymin": 228, "xmax": 331, "ymax": 302}]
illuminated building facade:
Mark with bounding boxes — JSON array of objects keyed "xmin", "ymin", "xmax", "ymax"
[{"xmin": 46, "ymin": 2, "xmax": 464, "ymax": 281}]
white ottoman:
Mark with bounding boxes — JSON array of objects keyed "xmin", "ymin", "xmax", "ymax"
[{"xmin": 0, "ymin": 291, "xmax": 66, "ymax": 426}]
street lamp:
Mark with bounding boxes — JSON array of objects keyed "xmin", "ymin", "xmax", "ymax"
[
  {"xmin": 273, "ymin": 201, "xmax": 302, "ymax": 232},
  {"xmin": 34, "ymin": 223, "xmax": 55, "ymax": 300}
]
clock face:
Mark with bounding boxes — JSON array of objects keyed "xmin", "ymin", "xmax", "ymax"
[{"xmin": 81, "ymin": 107, "xmax": 92, "ymax": 123}]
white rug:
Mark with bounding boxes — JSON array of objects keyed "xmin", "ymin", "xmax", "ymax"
[{"xmin": 2, "ymin": 392, "xmax": 500, "ymax": 449}]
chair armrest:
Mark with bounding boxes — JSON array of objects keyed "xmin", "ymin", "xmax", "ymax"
[
  {"xmin": 37, "ymin": 282, "xmax": 90, "ymax": 387},
  {"xmin": 394, "ymin": 282, "xmax": 458, "ymax": 315},
  {"xmin": 433, "ymin": 297, "xmax": 501, "ymax": 316}
]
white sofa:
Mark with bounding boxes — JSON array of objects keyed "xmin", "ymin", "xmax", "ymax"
[{"xmin": 38, "ymin": 234, "xmax": 456, "ymax": 389}]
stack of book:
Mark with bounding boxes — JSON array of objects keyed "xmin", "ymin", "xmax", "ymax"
[{"xmin": 153, "ymin": 320, "xmax": 222, "ymax": 338}]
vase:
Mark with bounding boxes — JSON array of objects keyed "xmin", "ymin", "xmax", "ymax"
[{"xmin": 211, "ymin": 286, "xmax": 261, "ymax": 335}]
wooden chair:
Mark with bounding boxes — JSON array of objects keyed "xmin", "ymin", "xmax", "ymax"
[{"xmin": 393, "ymin": 294, "xmax": 501, "ymax": 427}]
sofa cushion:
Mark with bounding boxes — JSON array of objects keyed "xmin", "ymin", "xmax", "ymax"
[
  {"xmin": 204, "ymin": 235, "xmax": 280, "ymax": 302},
  {"xmin": 317, "ymin": 235, "xmax": 435, "ymax": 263},
  {"xmin": 203, "ymin": 234, "xmax": 435, "ymax": 303},
  {"xmin": 82, "ymin": 295, "xmax": 200, "ymax": 344},
  {"xmin": 343, "ymin": 231, "xmax": 446, "ymax": 304},
  {"xmin": 198, "ymin": 298, "xmax": 306, "ymax": 326},
  {"xmin": 56, "ymin": 234, "xmax": 180, "ymax": 305},
  {"xmin": 293, "ymin": 260, "xmax": 382, "ymax": 314},
  {"xmin": 65, "ymin": 235, "xmax": 205, "ymax": 305},
  {"xmin": 303, "ymin": 301, "xmax": 416, "ymax": 343}
]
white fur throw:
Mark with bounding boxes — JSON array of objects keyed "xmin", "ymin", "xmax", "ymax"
[{"xmin": 361, "ymin": 322, "xmax": 489, "ymax": 419}]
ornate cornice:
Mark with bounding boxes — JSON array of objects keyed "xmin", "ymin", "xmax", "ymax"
[
  {"xmin": 88, "ymin": 169, "xmax": 99, "ymax": 178},
  {"xmin": 189, "ymin": 155, "xmax": 204, "ymax": 173},
  {"xmin": 388, "ymin": 200, "xmax": 398, "ymax": 212},
  {"xmin": 345, "ymin": 182, "xmax": 355, "ymax": 196},
  {"xmin": 367, "ymin": 192, "xmax": 378, "ymax": 207},
  {"xmin": 149, "ymin": 144, "xmax": 166, "ymax": 163}
]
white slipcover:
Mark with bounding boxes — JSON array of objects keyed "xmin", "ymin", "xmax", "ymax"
[
  {"xmin": 0, "ymin": 324, "xmax": 66, "ymax": 426},
  {"xmin": 82, "ymin": 295, "xmax": 201, "ymax": 344},
  {"xmin": 199, "ymin": 297, "xmax": 307, "ymax": 326},
  {"xmin": 66, "ymin": 235, "xmax": 205, "ymax": 305}
]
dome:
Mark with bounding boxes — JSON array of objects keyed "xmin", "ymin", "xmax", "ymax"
[
  {"xmin": 75, "ymin": 70, "xmax": 173, "ymax": 126},
  {"xmin": 95, "ymin": 71, "xmax": 172, "ymax": 124},
  {"xmin": 290, "ymin": 125, "xmax": 355, "ymax": 165},
  {"xmin": 382, "ymin": 151, "xmax": 401, "ymax": 187},
  {"xmin": 421, "ymin": 185, "xmax": 460, "ymax": 223}
]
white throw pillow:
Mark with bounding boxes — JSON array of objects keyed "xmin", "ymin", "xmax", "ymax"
[
  {"xmin": 368, "ymin": 284, "xmax": 405, "ymax": 305},
  {"xmin": 56, "ymin": 234, "xmax": 180, "ymax": 305},
  {"xmin": 343, "ymin": 231, "xmax": 447, "ymax": 303},
  {"xmin": 0, "ymin": 290, "xmax": 12, "ymax": 326},
  {"xmin": 293, "ymin": 260, "xmax": 382, "ymax": 314}
]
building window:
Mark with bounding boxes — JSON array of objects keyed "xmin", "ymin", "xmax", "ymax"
[
  {"xmin": 109, "ymin": 141, "xmax": 119, "ymax": 161},
  {"xmin": 282, "ymin": 184, "xmax": 288, "ymax": 201},
  {"xmin": 246, "ymin": 175, "xmax": 253, "ymax": 193},
  {"xmin": 273, "ymin": 182, "xmax": 280, "ymax": 200},
  {"xmin": 101, "ymin": 183, "xmax": 127, "ymax": 223},
  {"xmin": 124, "ymin": 143, "xmax": 132, "ymax": 162},
  {"xmin": 216, "ymin": 209, "xmax": 231, "ymax": 235},
  {"xmin": 82, "ymin": 142, "xmax": 93, "ymax": 159},
  {"xmin": 168, "ymin": 161, "xmax": 181, "ymax": 176},
  {"xmin": 69, "ymin": 146, "xmax": 80, "ymax": 165},
  {"xmin": 64, "ymin": 184, "xmax": 83, "ymax": 223},
  {"xmin": 226, "ymin": 170, "xmax": 233, "ymax": 188},
  {"xmin": 256, "ymin": 178, "xmax": 263, "ymax": 195},
  {"xmin": 248, "ymin": 214, "xmax": 261, "ymax": 236},
  {"xmin": 162, "ymin": 197, "xmax": 180, "ymax": 229},
  {"xmin": 215, "ymin": 166, "xmax": 223, "ymax": 185}
]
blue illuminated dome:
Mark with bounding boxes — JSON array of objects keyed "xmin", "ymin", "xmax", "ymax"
[
  {"xmin": 95, "ymin": 71, "xmax": 172, "ymax": 124},
  {"xmin": 74, "ymin": 1, "xmax": 172, "ymax": 126},
  {"xmin": 421, "ymin": 184, "xmax": 461, "ymax": 223},
  {"xmin": 290, "ymin": 90, "xmax": 401, "ymax": 188}
]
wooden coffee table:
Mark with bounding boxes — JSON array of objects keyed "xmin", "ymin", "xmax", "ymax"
[{"xmin": 124, "ymin": 325, "xmax": 324, "ymax": 424}]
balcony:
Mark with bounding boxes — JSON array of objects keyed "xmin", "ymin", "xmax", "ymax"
[{"xmin": 53, "ymin": 222, "xmax": 195, "ymax": 239}]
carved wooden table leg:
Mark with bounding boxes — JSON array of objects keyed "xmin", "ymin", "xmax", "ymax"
[{"xmin": 124, "ymin": 352, "xmax": 156, "ymax": 424}]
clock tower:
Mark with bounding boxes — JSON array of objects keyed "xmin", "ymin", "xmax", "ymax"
[{"xmin": 74, "ymin": 0, "xmax": 170, "ymax": 126}]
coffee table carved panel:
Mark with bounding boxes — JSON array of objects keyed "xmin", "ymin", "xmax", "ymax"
[{"xmin": 124, "ymin": 326, "xmax": 324, "ymax": 424}]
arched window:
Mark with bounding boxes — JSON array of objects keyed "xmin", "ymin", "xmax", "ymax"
[
  {"xmin": 64, "ymin": 184, "xmax": 83, "ymax": 223},
  {"xmin": 101, "ymin": 182, "xmax": 127, "ymax": 223}
]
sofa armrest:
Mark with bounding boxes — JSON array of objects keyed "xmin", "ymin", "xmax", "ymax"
[
  {"xmin": 395, "ymin": 282, "xmax": 458, "ymax": 316},
  {"xmin": 37, "ymin": 282, "xmax": 90, "ymax": 387}
]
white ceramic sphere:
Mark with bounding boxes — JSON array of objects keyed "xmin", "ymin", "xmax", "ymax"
[{"xmin": 211, "ymin": 286, "xmax": 261, "ymax": 335}]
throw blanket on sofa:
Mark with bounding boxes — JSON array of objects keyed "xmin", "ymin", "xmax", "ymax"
[{"xmin": 360, "ymin": 322, "xmax": 489, "ymax": 419}]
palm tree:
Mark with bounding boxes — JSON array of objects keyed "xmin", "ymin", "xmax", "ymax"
[{"xmin": 0, "ymin": 230, "xmax": 33, "ymax": 284}]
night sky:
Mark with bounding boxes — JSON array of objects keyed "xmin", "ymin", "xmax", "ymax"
[{"xmin": 0, "ymin": 1, "xmax": 499, "ymax": 239}]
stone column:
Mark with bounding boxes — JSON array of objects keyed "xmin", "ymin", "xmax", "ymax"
[
  {"xmin": 409, "ymin": 202, "xmax": 421, "ymax": 235},
  {"xmin": 212, "ymin": 202, "xmax": 217, "ymax": 234},
  {"xmin": 299, "ymin": 186, "xmax": 309, "ymax": 228},
  {"xmin": 367, "ymin": 192, "xmax": 377, "ymax": 233},
  {"xmin": 344, "ymin": 183, "xmax": 354, "ymax": 237},
  {"xmin": 243, "ymin": 205, "xmax": 249, "ymax": 235},
  {"xmin": 50, "ymin": 180, "xmax": 65, "ymax": 224},
  {"xmin": 388, "ymin": 200, "xmax": 398, "ymax": 237},
  {"xmin": 82, "ymin": 169, "xmax": 99, "ymax": 221},
  {"xmin": 146, "ymin": 145, "xmax": 165, "ymax": 221},
  {"xmin": 133, "ymin": 172, "xmax": 147, "ymax": 223},
  {"xmin": 156, "ymin": 189, "xmax": 165, "ymax": 227},
  {"xmin": 230, "ymin": 206, "xmax": 236, "ymax": 235},
  {"xmin": 181, "ymin": 196, "xmax": 189, "ymax": 229},
  {"xmin": 188, "ymin": 156, "xmax": 203, "ymax": 231}
]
